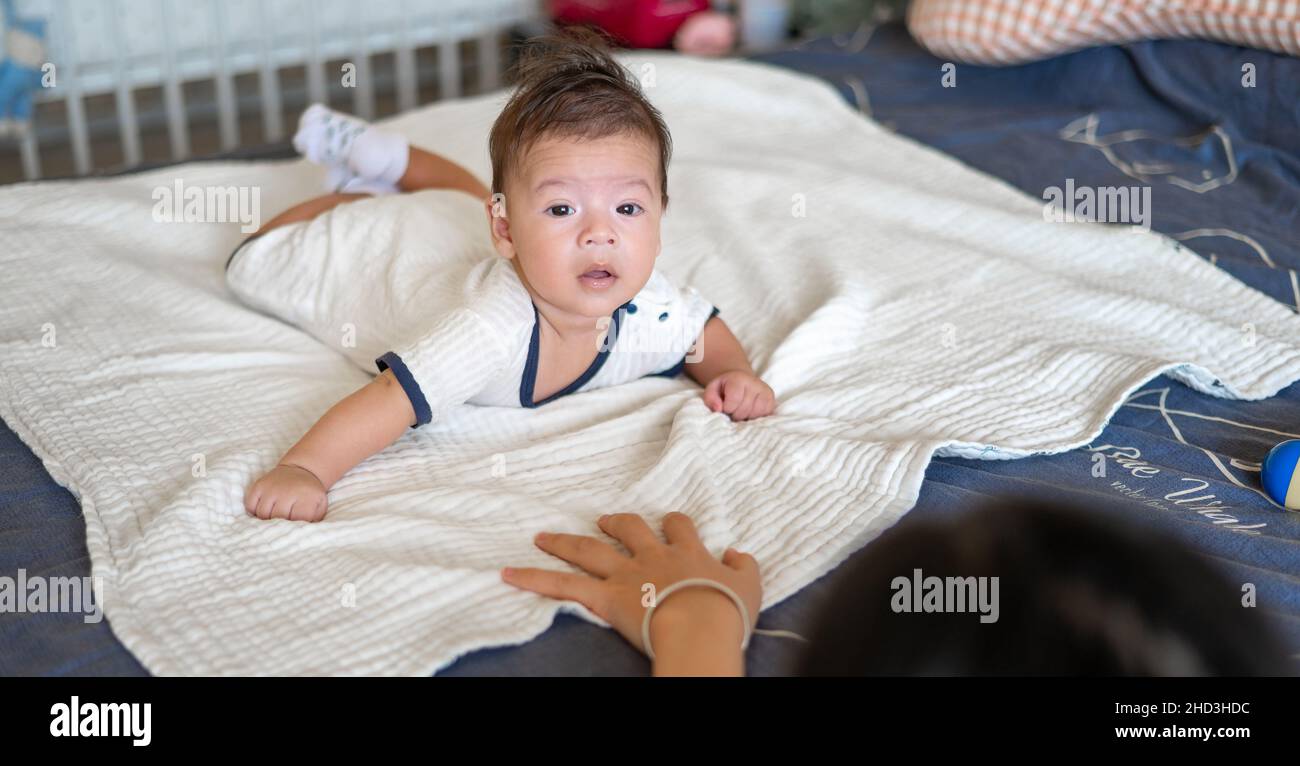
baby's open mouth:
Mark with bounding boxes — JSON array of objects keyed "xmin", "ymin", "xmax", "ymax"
[{"xmin": 578, "ymin": 267, "xmax": 617, "ymax": 290}]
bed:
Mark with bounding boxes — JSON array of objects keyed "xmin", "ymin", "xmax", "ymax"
[{"xmin": 2, "ymin": 21, "xmax": 1297, "ymax": 675}]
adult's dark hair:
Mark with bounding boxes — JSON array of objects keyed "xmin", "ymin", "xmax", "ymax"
[{"xmin": 799, "ymin": 496, "xmax": 1292, "ymax": 676}]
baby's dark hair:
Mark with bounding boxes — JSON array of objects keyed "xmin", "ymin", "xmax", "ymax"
[
  {"xmin": 489, "ymin": 26, "xmax": 672, "ymax": 209},
  {"xmin": 798, "ymin": 495, "xmax": 1292, "ymax": 676}
]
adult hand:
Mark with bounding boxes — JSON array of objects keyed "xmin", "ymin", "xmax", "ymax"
[{"xmin": 502, "ymin": 512, "xmax": 761, "ymax": 675}]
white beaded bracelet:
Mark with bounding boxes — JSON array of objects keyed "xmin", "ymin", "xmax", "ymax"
[{"xmin": 640, "ymin": 578, "xmax": 752, "ymax": 661}]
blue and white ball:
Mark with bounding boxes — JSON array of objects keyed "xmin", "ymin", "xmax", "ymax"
[{"xmin": 1261, "ymin": 440, "xmax": 1300, "ymax": 511}]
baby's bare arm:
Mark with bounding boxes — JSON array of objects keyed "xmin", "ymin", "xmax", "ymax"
[
  {"xmin": 684, "ymin": 316, "xmax": 753, "ymax": 385},
  {"xmin": 280, "ymin": 369, "xmax": 416, "ymax": 488},
  {"xmin": 245, "ymin": 370, "xmax": 416, "ymax": 521},
  {"xmin": 684, "ymin": 316, "xmax": 776, "ymax": 421}
]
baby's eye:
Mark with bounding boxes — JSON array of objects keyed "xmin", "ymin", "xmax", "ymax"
[
  {"xmin": 617, "ymin": 203, "xmax": 643, "ymax": 216},
  {"xmin": 546, "ymin": 204, "xmax": 574, "ymax": 217}
]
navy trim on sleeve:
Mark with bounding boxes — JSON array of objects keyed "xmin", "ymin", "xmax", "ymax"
[
  {"xmin": 646, "ymin": 305, "xmax": 720, "ymax": 379},
  {"xmin": 376, "ymin": 351, "xmax": 433, "ymax": 427}
]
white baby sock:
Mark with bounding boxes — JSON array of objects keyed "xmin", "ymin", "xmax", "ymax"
[
  {"xmin": 346, "ymin": 127, "xmax": 410, "ymax": 187},
  {"xmin": 293, "ymin": 103, "xmax": 366, "ymax": 166},
  {"xmin": 293, "ymin": 103, "xmax": 410, "ymax": 192}
]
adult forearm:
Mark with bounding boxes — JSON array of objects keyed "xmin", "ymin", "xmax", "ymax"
[{"xmin": 649, "ymin": 589, "xmax": 747, "ymax": 677}]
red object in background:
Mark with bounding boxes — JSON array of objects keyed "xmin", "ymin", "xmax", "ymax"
[{"xmin": 550, "ymin": 0, "xmax": 712, "ymax": 49}]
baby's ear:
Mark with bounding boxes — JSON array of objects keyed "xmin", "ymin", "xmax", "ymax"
[{"xmin": 485, "ymin": 194, "xmax": 516, "ymax": 260}]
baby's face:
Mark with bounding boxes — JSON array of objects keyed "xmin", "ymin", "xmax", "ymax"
[{"xmin": 488, "ymin": 133, "xmax": 663, "ymax": 323}]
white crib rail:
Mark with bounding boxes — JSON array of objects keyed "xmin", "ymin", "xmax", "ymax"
[{"xmin": 9, "ymin": 0, "xmax": 540, "ymax": 181}]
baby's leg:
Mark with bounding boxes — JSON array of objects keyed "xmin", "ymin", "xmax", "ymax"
[
  {"xmin": 249, "ymin": 146, "xmax": 485, "ymax": 240},
  {"xmin": 240, "ymin": 105, "xmax": 489, "ymax": 243},
  {"xmin": 248, "ymin": 149, "xmax": 487, "ymax": 244},
  {"xmin": 295, "ymin": 103, "xmax": 488, "ymax": 200},
  {"xmin": 398, "ymin": 147, "xmax": 489, "ymax": 200},
  {"xmin": 248, "ymin": 192, "xmax": 369, "ymax": 239}
]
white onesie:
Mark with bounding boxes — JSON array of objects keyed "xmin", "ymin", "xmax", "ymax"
[{"xmin": 224, "ymin": 189, "xmax": 718, "ymax": 427}]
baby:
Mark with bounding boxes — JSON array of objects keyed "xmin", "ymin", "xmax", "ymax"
[{"xmin": 234, "ymin": 31, "xmax": 775, "ymax": 522}]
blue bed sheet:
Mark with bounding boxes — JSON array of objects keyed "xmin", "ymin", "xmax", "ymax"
[{"xmin": 3, "ymin": 24, "xmax": 1298, "ymax": 674}]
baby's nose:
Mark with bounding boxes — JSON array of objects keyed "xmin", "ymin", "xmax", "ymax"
[{"xmin": 583, "ymin": 228, "xmax": 616, "ymax": 246}]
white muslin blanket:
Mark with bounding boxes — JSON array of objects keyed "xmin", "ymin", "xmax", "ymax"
[{"xmin": 2, "ymin": 53, "xmax": 1299, "ymax": 675}]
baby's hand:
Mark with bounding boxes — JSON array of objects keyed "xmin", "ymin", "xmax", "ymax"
[
  {"xmin": 245, "ymin": 464, "xmax": 328, "ymax": 522},
  {"xmin": 702, "ymin": 370, "xmax": 776, "ymax": 421}
]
